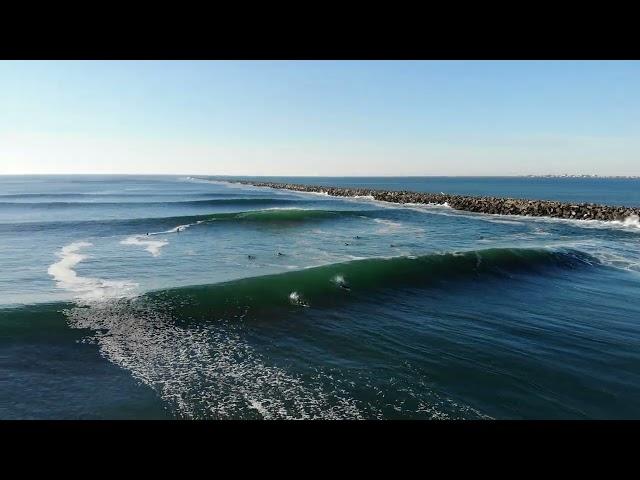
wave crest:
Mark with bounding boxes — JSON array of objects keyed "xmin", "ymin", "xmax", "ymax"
[{"xmin": 147, "ymin": 247, "xmax": 598, "ymax": 317}]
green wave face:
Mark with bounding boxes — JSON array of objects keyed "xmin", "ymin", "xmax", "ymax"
[
  {"xmin": 204, "ymin": 209, "xmax": 362, "ymax": 224},
  {"xmin": 148, "ymin": 247, "xmax": 598, "ymax": 320}
]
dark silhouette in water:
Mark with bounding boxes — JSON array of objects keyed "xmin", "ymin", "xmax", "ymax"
[
  {"xmin": 247, "ymin": 255, "xmax": 256, "ymax": 260},
  {"xmin": 344, "ymin": 242, "xmax": 350, "ymax": 246},
  {"xmin": 277, "ymin": 252, "xmax": 285, "ymax": 256}
]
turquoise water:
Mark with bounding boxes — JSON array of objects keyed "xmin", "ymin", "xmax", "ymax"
[{"xmin": 2, "ymin": 175, "xmax": 640, "ymax": 419}]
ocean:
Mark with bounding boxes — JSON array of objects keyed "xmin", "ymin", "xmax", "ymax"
[{"xmin": 2, "ymin": 175, "xmax": 640, "ymax": 419}]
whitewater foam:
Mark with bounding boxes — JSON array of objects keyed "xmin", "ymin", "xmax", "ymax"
[
  {"xmin": 614, "ymin": 214, "xmax": 640, "ymax": 229},
  {"xmin": 120, "ymin": 219, "xmax": 206, "ymax": 256},
  {"xmin": 64, "ymin": 298, "xmax": 365, "ymax": 419},
  {"xmin": 121, "ymin": 235, "xmax": 169, "ymax": 257},
  {"xmin": 157, "ymin": 220, "xmax": 204, "ymax": 234},
  {"xmin": 48, "ymin": 241, "xmax": 138, "ymax": 301},
  {"xmin": 289, "ymin": 291, "xmax": 309, "ymax": 307}
]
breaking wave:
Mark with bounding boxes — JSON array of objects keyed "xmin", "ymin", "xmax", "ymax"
[{"xmin": 142, "ymin": 247, "xmax": 599, "ymax": 317}]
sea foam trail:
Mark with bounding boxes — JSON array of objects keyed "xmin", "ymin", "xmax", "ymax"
[
  {"xmin": 63, "ymin": 294, "xmax": 485, "ymax": 419},
  {"xmin": 159, "ymin": 220, "xmax": 205, "ymax": 234},
  {"xmin": 48, "ymin": 242, "xmax": 138, "ymax": 301},
  {"xmin": 120, "ymin": 220, "xmax": 204, "ymax": 256},
  {"xmin": 65, "ymin": 299, "xmax": 365, "ymax": 419}
]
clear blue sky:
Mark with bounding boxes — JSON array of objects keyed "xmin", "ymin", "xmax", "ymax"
[{"xmin": 1, "ymin": 60, "xmax": 638, "ymax": 175}]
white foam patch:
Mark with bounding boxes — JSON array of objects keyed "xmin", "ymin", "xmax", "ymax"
[
  {"xmin": 352, "ymin": 195, "xmax": 375, "ymax": 200},
  {"xmin": 613, "ymin": 214, "xmax": 640, "ymax": 229},
  {"xmin": 405, "ymin": 201, "xmax": 453, "ymax": 210},
  {"xmin": 303, "ymin": 190, "xmax": 330, "ymax": 197},
  {"xmin": 121, "ymin": 235, "xmax": 169, "ymax": 257},
  {"xmin": 48, "ymin": 241, "xmax": 138, "ymax": 301}
]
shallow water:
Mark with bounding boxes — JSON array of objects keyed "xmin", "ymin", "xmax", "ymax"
[{"xmin": 2, "ymin": 175, "xmax": 640, "ymax": 419}]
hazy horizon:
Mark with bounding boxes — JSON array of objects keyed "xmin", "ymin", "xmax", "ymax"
[
  {"xmin": 1, "ymin": 173, "xmax": 638, "ymax": 178},
  {"xmin": 1, "ymin": 60, "xmax": 639, "ymax": 176}
]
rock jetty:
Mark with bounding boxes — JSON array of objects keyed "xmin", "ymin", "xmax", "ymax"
[{"xmin": 226, "ymin": 180, "xmax": 640, "ymax": 222}]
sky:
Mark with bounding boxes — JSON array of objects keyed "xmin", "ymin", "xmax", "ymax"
[{"xmin": 0, "ymin": 60, "xmax": 638, "ymax": 176}]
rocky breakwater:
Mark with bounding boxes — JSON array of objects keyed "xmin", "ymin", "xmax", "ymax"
[{"xmin": 230, "ymin": 180, "xmax": 640, "ymax": 222}]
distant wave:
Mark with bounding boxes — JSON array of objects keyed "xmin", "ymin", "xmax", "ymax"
[
  {"xmin": 3, "ymin": 208, "xmax": 380, "ymax": 232},
  {"xmin": 0, "ymin": 192, "xmax": 255, "ymax": 199},
  {"xmin": 210, "ymin": 208, "xmax": 362, "ymax": 223},
  {"xmin": 0, "ymin": 198, "xmax": 300, "ymax": 208},
  {"xmin": 125, "ymin": 208, "xmax": 374, "ymax": 226}
]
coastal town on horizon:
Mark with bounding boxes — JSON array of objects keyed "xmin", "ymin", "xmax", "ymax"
[{"xmin": 525, "ymin": 174, "xmax": 640, "ymax": 179}]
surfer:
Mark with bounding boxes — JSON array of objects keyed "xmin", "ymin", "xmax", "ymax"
[
  {"xmin": 353, "ymin": 235, "xmax": 361, "ymax": 240},
  {"xmin": 334, "ymin": 276, "xmax": 351, "ymax": 292},
  {"xmin": 277, "ymin": 252, "xmax": 285, "ymax": 256},
  {"xmin": 248, "ymin": 255, "xmax": 256, "ymax": 260}
]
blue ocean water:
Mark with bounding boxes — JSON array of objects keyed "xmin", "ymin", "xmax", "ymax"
[{"xmin": 1, "ymin": 175, "xmax": 640, "ymax": 419}]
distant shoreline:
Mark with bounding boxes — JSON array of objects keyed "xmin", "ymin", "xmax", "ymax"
[
  {"xmin": 215, "ymin": 178, "xmax": 640, "ymax": 223},
  {"xmin": 2, "ymin": 174, "xmax": 640, "ymax": 179},
  {"xmin": 524, "ymin": 174, "xmax": 640, "ymax": 179}
]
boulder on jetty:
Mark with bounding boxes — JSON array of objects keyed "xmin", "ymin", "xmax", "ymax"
[{"xmin": 226, "ymin": 180, "xmax": 640, "ymax": 222}]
